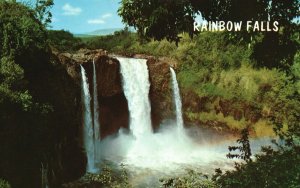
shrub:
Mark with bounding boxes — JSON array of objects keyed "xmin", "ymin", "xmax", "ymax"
[
  {"xmin": 160, "ymin": 170, "xmax": 218, "ymax": 188},
  {"xmin": 0, "ymin": 179, "xmax": 11, "ymax": 188},
  {"xmin": 47, "ymin": 30, "xmax": 85, "ymax": 52}
]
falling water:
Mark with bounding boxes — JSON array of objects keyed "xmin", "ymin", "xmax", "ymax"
[
  {"xmin": 80, "ymin": 65, "xmax": 98, "ymax": 173},
  {"xmin": 90, "ymin": 59, "xmax": 270, "ymax": 187},
  {"xmin": 117, "ymin": 57, "xmax": 152, "ymax": 138},
  {"xmin": 170, "ymin": 67, "xmax": 184, "ymax": 131},
  {"xmin": 93, "ymin": 59, "xmax": 100, "ymax": 140}
]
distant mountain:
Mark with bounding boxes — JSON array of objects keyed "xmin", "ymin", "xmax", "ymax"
[
  {"xmin": 88, "ymin": 28, "xmax": 123, "ymax": 36},
  {"xmin": 74, "ymin": 28, "xmax": 136, "ymax": 38},
  {"xmin": 74, "ymin": 28, "xmax": 122, "ymax": 38}
]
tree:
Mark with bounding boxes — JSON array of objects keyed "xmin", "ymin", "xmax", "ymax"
[
  {"xmin": 0, "ymin": 0, "xmax": 48, "ymax": 109},
  {"xmin": 0, "ymin": 1, "xmax": 48, "ymax": 58},
  {"xmin": 118, "ymin": 0, "xmax": 299, "ymax": 68},
  {"xmin": 118, "ymin": 0, "xmax": 197, "ymax": 44},
  {"xmin": 119, "ymin": 0, "xmax": 299, "ymax": 42},
  {"xmin": 47, "ymin": 30, "xmax": 85, "ymax": 52},
  {"xmin": 227, "ymin": 128, "xmax": 252, "ymax": 162},
  {"xmin": 34, "ymin": 0, "xmax": 54, "ymax": 27}
]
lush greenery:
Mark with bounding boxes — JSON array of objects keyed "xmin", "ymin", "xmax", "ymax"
[
  {"xmin": 0, "ymin": 1, "xmax": 84, "ymax": 187},
  {"xmin": 83, "ymin": 23, "xmax": 299, "ymax": 188},
  {"xmin": 0, "ymin": 179, "xmax": 11, "ymax": 188},
  {"xmin": 160, "ymin": 170, "xmax": 218, "ymax": 188},
  {"xmin": 158, "ymin": 129, "xmax": 300, "ymax": 188},
  {"xmin": 119, "ymin": 0, "xmax": 299, "ymax": 69},
  {"xmin": 84, "ymin": 30, "xmax": 299, "ymax": 137},
  {"xmin": 63, "ymin": 165, "xmax": 130, "ymax": 188},
  {"xmin": 84, "ymin": 27, "xmax": 137, "ymax": 54},
  {"xmin": 48, "ymin": 30, "xmax": 86, "ymax": 52},
  {"xmin": 215, "ymin": 145, "xmax": 300, "ymax": 188},
  {"xmin": 118, "ymin": 0, "xmax": 299, "ymax": 41}
]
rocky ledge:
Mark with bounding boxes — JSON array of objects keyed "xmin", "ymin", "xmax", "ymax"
[{"xmin": 53, "ymin": 49, "xmax": 174, "ymax": 138}]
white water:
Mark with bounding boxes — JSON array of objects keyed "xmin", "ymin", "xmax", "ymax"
[
  {"xmin": 80, "ymin": 65, "xmax": 98, "ymax": 173},
  {"xmin": 86, "ymin": 58, "xmax": 272, "ymax": 187},
  {"xmin": 99, "ymin": 58, "xmax": 232, "ymax": 183},
  {"xmin": 117, "ymin": 57, "xmax": 152, "ymax": 138},
  {"xmin": 170, "ymin": 67, "xmax": 184, "ymax": 132},
  {"xmin": 93, "ymin": 59, "xmax": 100, "ymax": 140}
]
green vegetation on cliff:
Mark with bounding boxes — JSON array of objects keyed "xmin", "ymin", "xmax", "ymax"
[
  {"xmin": 48, "ymin": 30, "xmax": 86, "ymax": 52},
  {"xmin": 84, "ymin": 30, "xmax": 300, "ymax": 138},
  {"xmin": 0, "ymin": 1, "xmax": 84, "ymax": 187}
]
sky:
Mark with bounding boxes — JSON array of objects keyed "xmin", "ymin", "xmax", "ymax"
[
  {"xmin": 19, "ymin": 0, "xmax": 203, "ymax": 34},
  {"xmin": 49, "ymin": 0, "xmax": 125, "ymax": 34}
]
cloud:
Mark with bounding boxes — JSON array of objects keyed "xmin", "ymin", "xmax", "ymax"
[
  {"xmin": 87, "ymin": 13, "xmax": 112, "ymax": 25},
  {"xmin": 62, "ymin": 3, "xmax": 82, "ymax": 16},
  {"xmin": 87, "ymin": 19, "xmax": 105, "ymax": 24},
  {"xmin": 102, "ymin": 13, "xmax": 112, "ymax": 19}
]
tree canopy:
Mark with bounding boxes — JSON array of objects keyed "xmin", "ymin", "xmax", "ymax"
[
  {"xmin": 119, "ymin": 0, "xmax": 299, "ymax": 42},
  {"xmin": 0, "ymin": 0, "xmax": 49, "ymax": 110},
  {"xmin": 118, "ymin": 0, "xmax": 299, "ymax": 68}
]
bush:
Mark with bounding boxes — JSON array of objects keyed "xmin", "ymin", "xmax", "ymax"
[
  {"xmin": 47, "ymin": 30, "xmax": 86, "ymax": 52},
  {"xmin": 63, "ymin": 165, "xmax": 130, "ymax": 188},
  {"xmin": 0, "ymin": 179, "xmax": 11, "ymax": 188},
  {"xmin": 160, "ymin": 170, "xmax": 218, "ymax": 188},
  {"xmin": 0, "ymin": 1, "xmax": 48, "ymax": 58},
  {"xmin": 215, "ymin": 145, "xmax": 300, "ymax": 188}
]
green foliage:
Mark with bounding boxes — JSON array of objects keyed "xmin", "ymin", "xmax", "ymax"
[
  {"xmin": 211, "ymin": 128, "xmax": 300, "ymax": 188},
  {"xmin": 47, "ymin": 30, "xmax": 86, "ymax": 52},
  {"xmin": 34, "ymin": 0, "xmax": 54, "ymax": 26},
  {"xmin": 118, "ymin": 0, "xmax": 299, "ymax": 41},
  {"xmin": 0, "ymin": 0, "xmax": 49, "ymax": 112},
  {"xmin": 160, "ymin": 170, "xmax": 218, "ymax": 188},
  {"xmin": 63, "ymin": 165, "xmax": 131, "ymax": 188},
  {"xmin": 0, "ymin": 179, "xmax": 11, "ymax": 188},
  {"xmin": 175, "ymin": 33, "xmax": 251, "ymax": 70},
  {"xmin": 0, "ymin": 1, "xmax": 48, "ymax": 58},
  {"xmin": 118, "ymin": 0, "xmax": 299, "ymax": 68},
  {"xmin": 251, "ymin": 31, "xmax": 299, "ymax": 69},
  {"xmin": 85, "ymin": 28, "xmax": 138, "ymax": 54},
  {"xmin": 186, "ymin": 111, "xmax": 248, "ymax": 131},
  {"xmin": 85, "ymin": 29, "xmax": 299, "ymax": 139},
  {"xmin": 292, "ymin": 52, "xmax": 300, "ymax": 94},
  {"xmin": 1, "ymin": 1, "xmax": 85, "ymax": 187},
  {"xmin": 118, "ymin": 0, "xmax": 196, "ymax": 43},
  {"xmin": 0, "ymin": 56, "xmax": 33, "ymax": 111},
  {"xmin": 215, "ymin": 146, "xmax": 300, "ymax": 188},
  {"xmin": 227, "ymin": 128, "xmax": 252, "ymax": 162}
]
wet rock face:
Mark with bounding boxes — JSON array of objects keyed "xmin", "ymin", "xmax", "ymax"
[
  {"xmin": 55, "ymin": 49, "xmax": 172, "ymax": 138},
  {"xmin": 99, "ymin": 93, "xmax": 129, "ymax": 138},
  {"xmin": 147, "ymin": 57, "xmax": 173, "ymax": 130},
  {"xmin": 94, "ymin": 56, "xmax": 122, "ymax": 97}
]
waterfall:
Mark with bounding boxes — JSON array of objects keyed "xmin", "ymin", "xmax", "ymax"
[
  {"xmin": 170, "ymin": 67, "xmax": 184, "ymax": 131},
  {"xmin": 117, "ymin": 57, "xmax": 152, "ymax": 138},
  {"xmin": 80, "ymin": 65, "xmax": 98, "ymax": 173},
  {"xmin": 93, "ymin": 59, "xmax": 100, "ymax": 140}
]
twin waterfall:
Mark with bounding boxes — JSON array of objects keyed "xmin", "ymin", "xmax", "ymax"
[
  {"xmin": 80, "ymin": 64, "xmax": 98, "ymax": 173},
  {"xmin": 80, "ymin": 57, "xmax": 184, "ymax": 173},
  {"xmin": 93, "ymin": 60, "xmax": 100, "ymax": 140},
  {"xmin": 170, "ymin": 67, "xmax": 184, "ymax": 131},
  {"xmin": 80, "ymin": 59, "xmax": 101, "ymax": 173}
]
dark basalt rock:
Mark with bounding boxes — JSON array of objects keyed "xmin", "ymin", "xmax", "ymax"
[{"xmin": 54, "ymin": 49, "xmax": 173, "ymax": 138}]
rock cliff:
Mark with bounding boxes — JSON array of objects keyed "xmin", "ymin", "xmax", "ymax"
[{"xmin": 55, "ymin": 49, "xmax": 173, "ymax": 138}]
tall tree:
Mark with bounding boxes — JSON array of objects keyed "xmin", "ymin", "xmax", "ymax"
[{"xmin": 35, "ymin": 0, "xmax": 54, "ymax": 27}]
